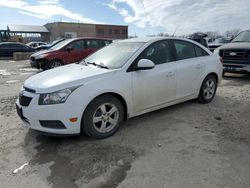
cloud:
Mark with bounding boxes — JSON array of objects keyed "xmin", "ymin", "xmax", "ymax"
[
  {"xmin": 0, "ymin": 0, "xmax": 98, "ymax": 23},
  {"xmin": 107, "ymin": 0, "xmax": 250, "ymax": 35}
]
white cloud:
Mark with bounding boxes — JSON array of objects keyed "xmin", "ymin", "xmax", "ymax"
[
  {"xmin": 0, "ymin": 0, "xmax": 98, "ymax": 23},
  {"xmin": 107, "ymin": 0, "xmax": 250, "ymax": 35}
]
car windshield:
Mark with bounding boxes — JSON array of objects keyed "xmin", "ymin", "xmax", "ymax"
[
  {"xmin": 232, "ymin": 31, "xmax": 250, "ymax": 42},
  {"xmin": 81, "ymin": 42, "xmax": 145, "ymax": 69},
  {"xmin": 50, "ymin": 39, "xmax": 70, "ymax": 50},
  {"xmin": 213, "ymin": 38, "xmax": 229, "ymax": 43}
]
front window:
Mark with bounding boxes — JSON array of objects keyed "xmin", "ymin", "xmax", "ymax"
[
  {"xmin": 50, "ymin": 39, "xmax": 70, "ymax": 50},
  {"xmin": 232, "ymin": 30, "xmax": 250, "ymax": 42},
  {"xmin": 81, "ymin": 42, "xmax": 145, "ymax": 69}
]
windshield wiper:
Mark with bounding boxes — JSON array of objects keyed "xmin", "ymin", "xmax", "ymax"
[{"xmin": 87, "ymin": 62, "xmax": 109, "ymax": 69}]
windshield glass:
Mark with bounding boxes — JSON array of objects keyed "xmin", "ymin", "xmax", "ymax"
[
  {"xmin": 232, "ymin": 31, "xmax": 250, "ymax": 42},
  {"xmin": 82, "ymin": 42, "xmax": 145, "ymax": 69},
  {"xmin": 50, "ymin": 39, "xmax": 70, "ymax": 50},
  {"xmin": 213, "ymin": 38, "xmax": 229, "ymax": 43}
]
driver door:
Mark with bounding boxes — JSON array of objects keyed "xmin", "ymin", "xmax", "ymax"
[{"xmin": 131, "ymin": 40, "xmax": 176, "ymax": 112}]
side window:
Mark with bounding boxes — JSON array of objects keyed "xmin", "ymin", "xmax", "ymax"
[
  {"xmin": 10, "ymin": 44, "xmax": 27, "ymax": 49},
  {"xmin": 195, "ymin": 45, "xmax": 209, "ymax": 57},
  {"xmin": 86, "ymin": 40, "xmax": 102, "ymax": 48},
  {"xmin": 0, "ymin": 44, "xmax": 9, "ymax": 49},
  {"xmin": 137, "ymin": 41, "xmax": 171, "ymax": 65},
  {"xmin": 174, "ymin": 40, "xmax": 196, "ymax": 60},
  {"xmin": 68, "ymin": 40, "xmax": 84, "ymax": 49}
]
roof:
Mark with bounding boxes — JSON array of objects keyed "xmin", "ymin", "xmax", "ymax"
[
  {"xmin": 0, "ymin": 25, "xmax": 7, "ymax": 31},
  {"xmin": 118, "ymin": 37, "xmax": 190, "ymax": 43},
  {"xmin": 8, "ymin": 25, "xmax": 49, "ymax": 33}
]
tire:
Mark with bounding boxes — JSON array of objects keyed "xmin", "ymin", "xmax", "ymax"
[
  {"xmin": 82, "ymin": 94, "xmax": 124, "ymax": 139},
  {"xmin": 49, "ymin": 59, "xmax": 63, "ymax": 69},
  {"xmin": 197, "ymin": 75, "xmax": 217, "ymax": 103}
]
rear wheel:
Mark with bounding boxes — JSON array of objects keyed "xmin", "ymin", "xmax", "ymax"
[
  {"xmin": 49, "ymin": 59, "xmax": 63, "ymax": 69},
  {"xmin": 82, "ymin": 95, "xmax": 124, "ymax": 139},
  {"xmin": 197, "ymin": 75, "xmax": 217, "ymax": 103}
]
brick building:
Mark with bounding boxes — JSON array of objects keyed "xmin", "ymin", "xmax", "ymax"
[{"xmin": 44, "ymin": 22, "xmax": 128, "ymax": 41}]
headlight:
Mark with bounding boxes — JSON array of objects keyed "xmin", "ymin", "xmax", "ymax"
[
  {"xmin": 35, "ymin": 54, "xmax": 48, "ymax": 59},
  {"xmin": 213, "ymin": 48, "xmax": 220, "ymax": 55},
  {"xmin": 39, "ymin": 87, "xmax": 78, "ymax": 105}
]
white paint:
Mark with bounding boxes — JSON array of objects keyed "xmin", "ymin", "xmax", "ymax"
[
  {"xmin": 0, "ymin": 69, "xmax": 11, "ymax": 76},
  {"xmin": 6, "ymin": 80, "xmax": 20, "ymax": 84},
  {"xmin": 13, "ymin": 163, "xmax": 28, "ymax": 174},
  {"xmin": 19, "ymin": 68, "xmax": 37, "ymax": 72}
]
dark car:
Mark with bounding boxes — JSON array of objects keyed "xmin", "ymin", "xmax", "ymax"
[
  {"xmin": 208, "ymin": 38, "xmax": 230, "ymax": 52},
  {"xmin": 30, "ymin": 38, "xmax": 112, "ymax": 70},
  {"xmin": 188, "ymin": 32, "xmax": 208, "ymax": 47},
  {"xmin": 0, "ymin": 42, "xmax": 35, "ymax": 57},
  {"xmin": 219, "ymin": 30, "xmax": 250, "ymax": 74},
  {"xmin": 35, "ymin": 38, "xmax": 65, "ymax": 51}
]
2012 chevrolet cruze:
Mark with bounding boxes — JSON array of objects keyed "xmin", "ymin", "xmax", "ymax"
[{"xmin": 16, "ymin": 37, "xmax": 222, "ymax": 138}]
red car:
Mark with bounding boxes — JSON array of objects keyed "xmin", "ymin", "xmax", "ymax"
[{"xmin": 30, "ymin": 38, "xmax": 112, "ymax": 70}]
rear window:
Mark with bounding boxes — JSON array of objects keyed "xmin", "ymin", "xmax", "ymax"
[
  {"xmin": 174, "ymin": 40, "xmax": 196, "ymax": 60},
  {"xmin": 195, "ymin": 45, "xmax": 209, "ymax": 57}
]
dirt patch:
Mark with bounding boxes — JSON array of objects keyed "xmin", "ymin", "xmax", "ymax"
[{"xmin": 0, "ymin": 96, "xmax": 18, "ymax": 116}]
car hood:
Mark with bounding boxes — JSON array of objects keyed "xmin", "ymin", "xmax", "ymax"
[
  {"xmin": 219, "ymin": 42, "xmax": 250, "ymax": 50},
  {"xmin": 208, "ymin": 43, "xmax": 223, "ymax": 47},
  {"xmin": 24, "ymin": 64, "xmax": 115, "ymax": 93},
  {"xmin": 31, "ymin": 49, "xmax": 54, "ymax": 57}
]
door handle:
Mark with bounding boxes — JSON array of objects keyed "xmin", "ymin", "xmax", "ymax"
[
  {"xmin": 196, "ymin": 64, "xmax": 202, "ymax": 69},
  {"xmin": 166, "ymin": 71, "xmax": 175, "ymax": 77}
]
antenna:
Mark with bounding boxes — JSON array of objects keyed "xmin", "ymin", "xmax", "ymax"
[{"xmin": 172, "ymin": 25, "xmax": 179, "ymax": 37}]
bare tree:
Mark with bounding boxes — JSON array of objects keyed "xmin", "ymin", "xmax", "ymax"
[{"xmin": 224, "ymin": 29, "xmax": 241, "ymax": 39}]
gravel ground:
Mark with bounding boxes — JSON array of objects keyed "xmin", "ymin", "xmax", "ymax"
[{"xmin": 0, "ymin": 60, "xmax": 249, "ymax": 188}]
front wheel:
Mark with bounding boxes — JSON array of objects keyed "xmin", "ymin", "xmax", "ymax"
[
  {"xmin": 82, "ymin": 95, "xmax": 124, "ymax": 139},
  {"xmin": 197, "ymin": 75, "xmax": 217, "ymax": 103},
  {"xmin": 49, "ymin": 60, "xmax": 63, "ymax": 69}
]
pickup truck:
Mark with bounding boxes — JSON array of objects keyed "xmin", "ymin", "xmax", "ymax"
[{"xmin": 218, "ymin": 30, "xmax": 250, "ymax": 74}]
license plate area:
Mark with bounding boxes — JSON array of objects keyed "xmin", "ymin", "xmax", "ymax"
[{"xmin": 224, "ymin": 66, "xmax": 236, "ymax": 71}]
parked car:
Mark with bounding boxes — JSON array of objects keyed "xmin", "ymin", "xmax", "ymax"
[
  {"xmin": 35, "ymin": 38, "xmax": 65, "ymax": 51},
  {"xmin": 26, "ymin": 42, "xmax": 47, "ymax": 48},
  {"xmin": 217, "ymin": 30, "xmax": 250, "ymax": 74},
  {"xmin": 30, "ymin": 38, "xmax": 112, "ymax": 70},
  {"xmin": 16, "ymin": 37, "xmax": 222, "ymax": 138},
  {"xmin": 0, "ymin": 42, "xmax": 35, "ymax": 57},
  {"xmin": 208, "ymin": 38, "xmax": 231, "ymax": 52},
  {"xmin": 188, "ymin": 32, "xmax": 208, "ymax": 47}
]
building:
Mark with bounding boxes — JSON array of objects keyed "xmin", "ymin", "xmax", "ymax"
[
  {"xmin": 7, "ymin": 25, "xmax": 49, "ymax": 42},
  {"xmin": 44, "ymin": 22, "xmax": 128, "ymax": 41}
]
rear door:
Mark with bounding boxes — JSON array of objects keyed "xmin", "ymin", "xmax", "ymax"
[{"xmin": 172, "ymin": 40, "xmax": 207, "ymax": 99}]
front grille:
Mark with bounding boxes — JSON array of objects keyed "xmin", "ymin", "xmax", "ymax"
[
  {"xmin": 223, "ymin": 50, "xmax": 248, "ymax": 60},
  {"xmin": 19, "ymin": 95, "xmax": 32, "ymax": 107}
]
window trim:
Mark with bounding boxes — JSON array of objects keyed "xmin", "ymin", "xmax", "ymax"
[{"xmin": 127, "ymin": 39, "xmax": 175, "ymax": 72}]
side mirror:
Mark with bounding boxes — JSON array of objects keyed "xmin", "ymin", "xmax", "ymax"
[{"xmin": 136, "ymin": 59, "xmax": 155, "ymax": 70}]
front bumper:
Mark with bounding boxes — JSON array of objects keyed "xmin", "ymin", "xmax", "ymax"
[
  {"xmin": 223, "ymin": 63, "xmax": 250, "ymax": 73},
  {"xmin": 30, "ymin": 58, "xmax": 48, "ymax": 69},
  {"xmin": 16, "ymin": 90, "xmax": 82, "ymax": 135}
]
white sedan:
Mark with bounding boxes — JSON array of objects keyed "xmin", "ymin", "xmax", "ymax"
[{"xmin": 16, "ymin": 37, "xmax": 222, "ymax": 138}]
